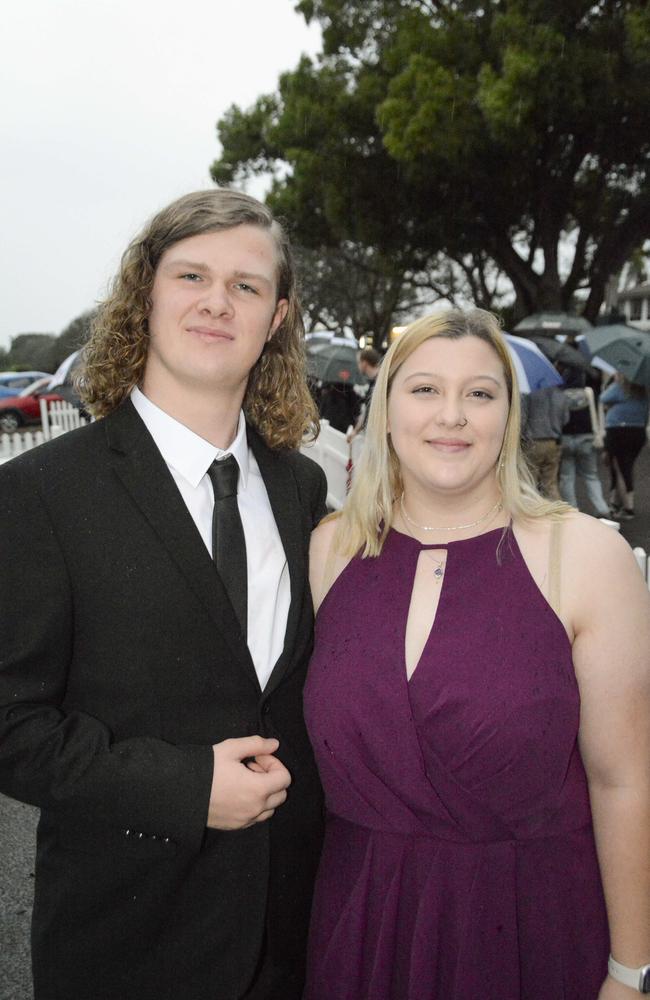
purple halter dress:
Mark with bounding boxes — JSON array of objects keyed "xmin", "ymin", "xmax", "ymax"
[{"xmin": 303, "ymin": 526, "xmax": 608, "ymax": 1000}]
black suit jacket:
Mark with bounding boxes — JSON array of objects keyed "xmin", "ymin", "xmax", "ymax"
[{"xmin": 0, "ymin": 400, "xmax": 327, "ymax": 1000}]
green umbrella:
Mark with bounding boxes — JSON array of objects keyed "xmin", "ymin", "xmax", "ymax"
[
  {"xmin": 528, "ymin": 336, "xmax": 589, "ymax": 369},
  {"xmin": 514, "ymin": 312, "xmax": 592, "ymax": 336},
  {"xmin": 582, "ymin": 325, "xmax": 650, "ymax": 386}
]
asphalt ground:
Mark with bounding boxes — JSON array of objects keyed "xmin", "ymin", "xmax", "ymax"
[
  {"xmin": 0, "ymin": 798, "xmax": 36, "ymax": 1000},
  {"xmin": 1, "ymin": 443, "xmax": 648, "ymax": 999}
]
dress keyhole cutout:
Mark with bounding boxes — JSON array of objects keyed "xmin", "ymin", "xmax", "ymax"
[{"xmin": 404, "ymin": 548, "xmax": 447, "ymax": 681}]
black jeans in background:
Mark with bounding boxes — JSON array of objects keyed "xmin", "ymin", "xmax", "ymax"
[{"xmin": 605, "ymin": 425, "xmax": 647, "ymax": 492}]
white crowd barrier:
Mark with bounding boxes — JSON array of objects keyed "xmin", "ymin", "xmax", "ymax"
[{"xmin": 300, "ymin": 419, "xmax": 364, "ymax": 510}]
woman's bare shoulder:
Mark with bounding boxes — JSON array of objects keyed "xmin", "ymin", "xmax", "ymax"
[
  {"xmin": 560, "ymin": 511, "xmax": 635, "ymax": 566},
  {"xmin": 514, "ymin": 510, "xmax": 629, "ymax": 561},
  {"xmin": 552, "ymin": 513, "xmax": 646, "ymax": 635}
]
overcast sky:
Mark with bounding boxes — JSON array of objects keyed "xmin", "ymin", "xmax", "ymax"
[{"xmin": 0, "ymin": 0, "xmax": 322, "ymax": 350}]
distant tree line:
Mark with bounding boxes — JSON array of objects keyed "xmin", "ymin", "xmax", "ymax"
[{"xmin": 0, "ymin": 310, "xmax": 95, "ymax": 374}]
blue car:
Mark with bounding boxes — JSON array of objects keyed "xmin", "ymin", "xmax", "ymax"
[{"xmin": 0, "ymin": 371, "xmax": 51, "ymax": 398}]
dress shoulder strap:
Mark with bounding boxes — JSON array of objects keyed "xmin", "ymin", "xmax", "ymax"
[{"xmin": 548, "ymin": 520, "xmax": 562, "ymax": 617}]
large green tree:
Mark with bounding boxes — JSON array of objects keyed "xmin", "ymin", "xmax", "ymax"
[{"xmin": 212, "ymin": 0, "xmax": 650, "ymax": 323}]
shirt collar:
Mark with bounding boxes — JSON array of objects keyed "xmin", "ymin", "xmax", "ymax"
[{"xmin": 130, "ymin": 386, "xmax": 249, "ymax": 490}]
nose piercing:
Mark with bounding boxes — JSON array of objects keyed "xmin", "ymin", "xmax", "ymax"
[{"xmin": 458, "ymin": 417, "xmax": 468, "ymax": 428}]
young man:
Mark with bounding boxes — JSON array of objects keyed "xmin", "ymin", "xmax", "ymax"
[{"xmin": 0, "ymin": 190, "xmax": 327, "ymax": 1000}]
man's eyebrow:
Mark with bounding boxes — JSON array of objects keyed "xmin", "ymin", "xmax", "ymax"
[
  {"xmin": 403, "ymin": 371, "xmax": 503, "ymax": 385},
  {"xmin": 160, "ymin": 258, "xmax": 210, "ymax": 272}
]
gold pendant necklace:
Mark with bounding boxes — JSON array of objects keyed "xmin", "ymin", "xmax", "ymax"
[{"xmin": 399, "ymin": 494, "xmax": 503, "ymax": 532}]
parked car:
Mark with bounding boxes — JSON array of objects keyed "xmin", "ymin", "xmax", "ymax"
[
  {"xmin": 0, "ymin": 371, "xmax": 51, "ymax": 399},
  {"xmin": 0, "ymin": 377, "xmax": 64, "ymax": 433}
]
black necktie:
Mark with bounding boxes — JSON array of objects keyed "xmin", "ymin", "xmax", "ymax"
[{"xmin": 207, "ymin": 455, "xmax": 247, "ymax": 638}]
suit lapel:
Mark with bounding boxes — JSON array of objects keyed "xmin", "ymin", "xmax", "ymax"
[
  {"xmin": 248, "ymin": 428, "xmax": 308, "ymax": 695},
  {"xmin": 103, "ymin": 401, "xmax": 261, "ymax": 693}
]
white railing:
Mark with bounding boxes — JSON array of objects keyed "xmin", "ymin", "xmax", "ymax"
[
  {"xmin": 300, "ymin": 419, "xmax": 364, "ymax": 510},
  {"xmin": 633, "ymin": 547, "xmax": 650, "ymax": 588},
  {"xmin": 39, "ymin": 399, "xmax": 90, "ymax": 441}
]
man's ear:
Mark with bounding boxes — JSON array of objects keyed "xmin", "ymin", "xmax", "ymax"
[{"xmin": 267, "ymin": 298, "xmax": 289, "ymax": 341}]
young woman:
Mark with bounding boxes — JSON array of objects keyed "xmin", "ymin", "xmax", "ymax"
[{"xmin": 304, "ymin": 309, "xmax": 650, "ymax": 1000}]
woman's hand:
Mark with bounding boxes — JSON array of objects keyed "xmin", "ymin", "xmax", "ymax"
[{"xmin": 598, "ymin": 973, "xmax": 642, "ymax": 999}]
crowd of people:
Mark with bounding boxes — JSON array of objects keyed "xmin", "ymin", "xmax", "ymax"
[
  {"xmin": 0, "ymin": 188, "xmax": 648, "ymax": 1000},
  {"xmin": 522, "ymin": 368, "xmax": 648, "ymax": 521}
]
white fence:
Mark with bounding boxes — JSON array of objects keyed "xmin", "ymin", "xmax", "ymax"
[
  {"xmin": 301, "ymin": 420, "xmax": 650, "ymax": 588},
  {"xmin": 0, "ymin": 429, "xmax": 46, "ymax": 463},
  {"xmin": 39, "ymin": 399, "xmax": 90, "ymax": 440},
  {"xmin": 0, "ymin": 402, "xmax": 90, "ymax": 465}
]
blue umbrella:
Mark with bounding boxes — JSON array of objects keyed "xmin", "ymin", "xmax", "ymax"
[{"xmin": 503, "ymin": 334, "xmax": 563, "ymax": 393}]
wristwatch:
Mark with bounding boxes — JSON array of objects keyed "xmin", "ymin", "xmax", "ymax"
[{"xmin": 608, "ymin": 956, "xmax": 650, "ymax": 993}]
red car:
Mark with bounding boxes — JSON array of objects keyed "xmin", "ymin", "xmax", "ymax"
[{"xmin": 0, "ymin": 377, "xmax": 64, "ymax": 434}]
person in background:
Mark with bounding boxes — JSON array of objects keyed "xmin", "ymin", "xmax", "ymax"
[
  {"xmin": 558, "ymin": 366, "xmax": 612, "ymax": 518},
  {"xmin": 305, "ymin": 309, "xmax": 650, "ymax": 1000},
  {"xmin": 346, "ymin": 347, "xmax": 382, "ymax": 443},
  {"xmin": 520, "ymin": 382, "xmax": 570, "ymax": 499},
  {"xmin": 318, "ymin": 379, "xmax": 362, "ymax": 434},
  {"xmin": 601, "ymin": 373, "xmax": 649, "ymax": 520},
  {"xmin": 0, "ymin": 189, "xmax": 327, "ymax": 1000}
]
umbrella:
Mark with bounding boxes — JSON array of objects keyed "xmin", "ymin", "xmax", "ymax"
[
  {"xmin": 582, "ymin": 325, "xmax": 650, "ymax": 386},
  {"xmin": 306, "ymin": 342, "xmax": 364, "ymax": 385},
  {"xmin": 503, "ymin": 334, "xmax": 563, "ymax": 393},
  {"xmin": 305, "ymin": 331, "xmax": 357, "ymax": 348},
  {"xmin": 527, "ymin": 336, "xmax": 589, "ymax": 369},
  {"xmin": 514, "ymin": 312, "xmax": 592, "ymax": 336}
]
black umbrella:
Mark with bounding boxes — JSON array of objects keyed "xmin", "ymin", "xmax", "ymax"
[
  {"xmin": 306, "ymin": 343, "xmax": 364, "ymax": 385},
  {"xmin": 582, "ymin": 325, "xmax": 650, "ymax": 386},
  {"xmin": 514, "ymin": 312, "xmax": 592, "ymax": 337},
  {"xmin": 528, "ymin": 336, "xmax": 589, "ymax": 369}
]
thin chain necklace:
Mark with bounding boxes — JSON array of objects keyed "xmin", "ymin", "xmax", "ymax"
[
  {"xmin": 399, "ymin": 494, "xmax": 503, "ymax": 533},
  {"xmin": 398, "ymin": 506, "xmax": 447, "ymax": 580}
]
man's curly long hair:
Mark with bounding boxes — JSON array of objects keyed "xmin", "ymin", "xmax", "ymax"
[{"xmin": 79, "ymin": 189, "xmax": 319, "ymax": 449}]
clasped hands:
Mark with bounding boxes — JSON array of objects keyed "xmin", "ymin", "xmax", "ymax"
[{"xmin": 208, "ymin": 736, "xmax": 291, "ymax": 830}]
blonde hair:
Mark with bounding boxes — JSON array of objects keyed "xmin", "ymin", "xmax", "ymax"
[
  {"xmin": 335, "ymin": 308, "xmax": 571, "ymax": 557},
  {"xmin": 78, "ymin": 189, "xmax": 318, "ymax": 449}
]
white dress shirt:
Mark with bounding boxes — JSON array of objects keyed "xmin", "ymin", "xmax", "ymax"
[{"xmin": 131, "ymin": 387, "xmax": 290, "ymax": 690}]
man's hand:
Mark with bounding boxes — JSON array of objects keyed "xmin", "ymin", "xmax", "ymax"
[{"xmin": 207, "ymin": 736, "xmax": 291, "ymax": 830}]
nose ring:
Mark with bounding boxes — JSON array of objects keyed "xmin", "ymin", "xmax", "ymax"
[{"xmin": 458, "ymin": 417, "xmax": 468, "ymax": 428}]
